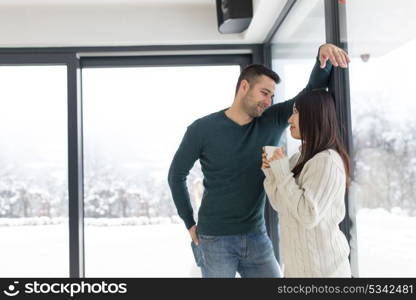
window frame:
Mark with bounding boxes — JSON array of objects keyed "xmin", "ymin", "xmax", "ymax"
[
  {"xmin": 0, "ymin": 45, "xmax": 262, "ymax": 277},
  {"xmin": 263, "ymin": 0, "xmax": 356, "ymax": 275}
]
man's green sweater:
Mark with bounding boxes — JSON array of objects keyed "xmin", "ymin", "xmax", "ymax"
[{"xmin": 168, "ymin": 55, "xmax": 332, "ymax": 235}]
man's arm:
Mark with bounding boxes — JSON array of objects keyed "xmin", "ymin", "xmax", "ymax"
[
  {"xmin": 167, "ymin": 121, "xmax": 202, "ymax": 230},
  {"xmin": 304, "ymin": 48, "xmax": 333, "ymax": 90},
  {"xmin": 305, "ymin": 43, "xmax": 350, "ymax": 90},
  {"xmin": 266, "ymin": 43, "xmax": 349, "ymax": 127}
]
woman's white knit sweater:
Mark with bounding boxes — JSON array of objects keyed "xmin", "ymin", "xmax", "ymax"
[{"xmin": 262, "ymin": 149, "xmax": 351, "ymax": 277}]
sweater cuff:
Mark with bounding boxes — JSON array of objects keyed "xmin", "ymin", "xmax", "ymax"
[
  {"xmin": 317, "ymin": 46, "xmax": 333, "ymax": 72},
  {"xmin": 182, "ymin": 215, "xmax": 196, "ymax": 230},
  {"xmin": 270, "ymin": 157, "xmax": 291, "ymax": 179},
  {"xmin": 261, "ymin": 167, "xmax": 274, "ymax": 179}
]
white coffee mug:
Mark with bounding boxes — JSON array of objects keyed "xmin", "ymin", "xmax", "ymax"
[{"xmin": 264, "ymin": 146, "xmax": 280, "ymax": 160}]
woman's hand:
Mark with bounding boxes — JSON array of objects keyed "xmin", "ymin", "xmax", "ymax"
[
  {"xmin": 269, "ymin": 147, "xmax": 286, "ymax": 162},
  {"xmin": 261, "ymin": 148, "xmax": 270, "ymax": 169}
]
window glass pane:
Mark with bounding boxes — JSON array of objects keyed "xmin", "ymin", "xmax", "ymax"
[
  {"xmin": 269, "ymin": 0, "xmax": 326, "ymax": 274},
  {"xmin": 270, "ymin": 0, "xmax": 325, "ymax": 156},
  {"xmin": 83, "ymin": 65, "xmax": 240, "ymax": 277},
  {"xmin": 0, "ymin": 65, "xmax": 68, "ymax": 277},
  {"xmin": 344, "ymin": 0, "xmax": 416, "ymax": 277}
]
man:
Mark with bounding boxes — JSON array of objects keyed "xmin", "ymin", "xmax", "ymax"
[{"xmin": 168, "ymin": 44, "xmax": 350, "ymax": 277}]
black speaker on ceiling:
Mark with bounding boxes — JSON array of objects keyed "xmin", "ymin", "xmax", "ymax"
[{"xmin": 216, "ymin": 0, "xmax": 253, "ymax": 34}]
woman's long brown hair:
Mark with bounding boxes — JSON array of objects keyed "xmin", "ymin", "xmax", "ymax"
[{"xmin": 291, "ymin": 90, "xmax": 351, "ymax": 187}]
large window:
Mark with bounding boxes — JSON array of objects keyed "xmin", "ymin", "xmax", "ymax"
[
  {"xmin": 82, "ymin": 65, "xmax": 240, "ymax": 277},
  {"xmin": 269, "ymin": 0, "xmax": 326, "ymax": 275},
  {"xmin": 0, "ymin": 66, "xmax": 69, "ymax": 276},
  {"xmin": 270, "ymin": 0, "xmax": 326, "ymax": 156},
  {"xmin": 344, "ymin": 0, "xmax": 416, "ymax": 277}
]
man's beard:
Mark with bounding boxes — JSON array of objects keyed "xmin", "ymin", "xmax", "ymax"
[{"xmin": 242, "ymin": 95, "xmax": 261, "ymax": 118}]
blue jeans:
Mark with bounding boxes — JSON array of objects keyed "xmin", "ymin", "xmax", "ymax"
[{"xmin": 191, "ymin": 226, "xmax": 282, "ymax": 278}]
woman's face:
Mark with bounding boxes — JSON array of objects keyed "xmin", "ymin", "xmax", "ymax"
[{"xmin": 288, "ymin": 105, "xmax": 301, "ymax": 139}]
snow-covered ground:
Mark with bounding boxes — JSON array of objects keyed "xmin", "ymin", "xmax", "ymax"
[
  {"xmin": 0, "ymin": 208, "xmax": 414, "ymax": 277},
  {"xmin": 0, "ymin": 222, "xmax": 198, "ymax": 278},
  {"xmin": 355, "ymin": 208, "xmax": 416, "ymax": 277}
]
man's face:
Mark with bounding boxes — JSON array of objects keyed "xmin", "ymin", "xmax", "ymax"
[{"xmin": 241, "ymin": 75, "xmax": 276, "ymax": 118}]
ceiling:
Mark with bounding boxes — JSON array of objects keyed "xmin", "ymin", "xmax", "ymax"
[
  {"xmin": 1, "ymin": 0, "xmax": 413, "ymax": 58},
  {"xmin": 0, "ymin": 0, "xmax": 213, "ymax": 5},
  {"xmin": 0, "ymin": 0, "xmax": 287, "ymax": 47}
]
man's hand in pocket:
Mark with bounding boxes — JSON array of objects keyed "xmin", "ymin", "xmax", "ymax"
[{"xmin": 188, "ymin": 225, "xmax": 199, "ymax": 246}]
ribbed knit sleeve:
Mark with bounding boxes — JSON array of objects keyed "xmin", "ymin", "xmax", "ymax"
[
  {"xmin": 266, "ymin": 151, "xmax": 346, "ymax": 229},
  {"xmin": 262, "ymin": 152, "xmax": 300, "ymax": 212},
  {"xmin": 262, "ymin": 168, "xmax": 279, "ymax": 212}
]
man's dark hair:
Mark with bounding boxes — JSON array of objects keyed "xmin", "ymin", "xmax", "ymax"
[{"xmin": 235, "ymin": 64, "xmax": 280, "ymax": 95}]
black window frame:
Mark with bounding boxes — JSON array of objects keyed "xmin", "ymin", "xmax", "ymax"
[
  {"xmin": 0, "ymin": 53, "xmax": 84, "ymax": 277},
  {"xmin": 263, "ymin": 0, "xmax": 356, "ymax": 276},
  {"xmin": 0, "ymin": 45, "xmax": 263, "ymax": 278}
]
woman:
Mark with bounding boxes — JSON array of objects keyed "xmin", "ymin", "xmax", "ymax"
[{"xmin": 262, "ymin": 89, "xmax": 351, "ymax": 277}]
